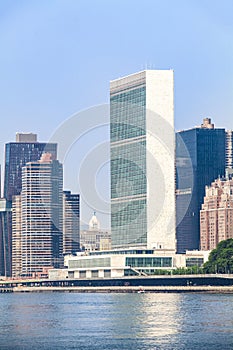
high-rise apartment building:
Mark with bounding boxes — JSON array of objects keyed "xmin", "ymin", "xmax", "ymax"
[
  {"xmin": 12, "ymin": 153, "xmax": 63, "ymax": 277},
  {"xmin": 110, "ymin": 70, "xmax": 176, "ymax": 250},
  {"xmin": 63, "ymin": 191, "xmax": 80, "ymax": 255},
  {"xmin": 1, "ymin": 133, "xmax": 57, "ymax": 276},
  {"xmin": 200, "ymin": 177, "xmax": 233, "ymax": 250},
  {"xmin": 176, "ymin": 118, "xmax": 226, "ymax": 253}
]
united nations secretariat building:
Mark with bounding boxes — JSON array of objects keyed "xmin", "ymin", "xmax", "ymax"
[{"xmin": 50, "ymin": 70, "xmax": 210, "ymax": 280}]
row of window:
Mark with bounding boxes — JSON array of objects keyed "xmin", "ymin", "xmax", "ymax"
[{"xmin": 126, "ymin": 257, "xmax": 172, "ymax": 268}]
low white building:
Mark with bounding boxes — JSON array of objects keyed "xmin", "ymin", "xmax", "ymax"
[{"xmin": 49, "ymin": 248, "xmax": 210, "ymax": 280}]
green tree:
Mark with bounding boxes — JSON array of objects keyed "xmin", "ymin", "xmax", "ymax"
[{"xmin": 203, "ymin": 239, "xmax": 233, "ymax": 274}]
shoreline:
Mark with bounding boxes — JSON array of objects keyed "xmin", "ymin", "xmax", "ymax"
[{"xmin": 6, "ymin": 285, "xmax": 233, "ymax": 294}]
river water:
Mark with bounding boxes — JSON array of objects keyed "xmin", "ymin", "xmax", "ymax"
[{"xmin": 0, "ymin": 292, "xmax": 232, "ymax": 350}]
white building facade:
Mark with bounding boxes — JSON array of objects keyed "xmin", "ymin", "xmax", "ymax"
[{"xmin": 50, "ymin": 249, "xmax": 209, "ymax": 280}]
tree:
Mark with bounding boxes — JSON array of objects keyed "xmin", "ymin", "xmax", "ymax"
[{"xmin": 203, "ymin": 239, "xmax": 233, "ymax": 274}]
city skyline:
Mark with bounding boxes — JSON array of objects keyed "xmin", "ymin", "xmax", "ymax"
[
  {"xmin": 0, "ymin": 3, "xmax": 233, "ymax": 349},
  {"xmin": 1, "ymin": 1, "xmax": 233, "ymax": 228}
]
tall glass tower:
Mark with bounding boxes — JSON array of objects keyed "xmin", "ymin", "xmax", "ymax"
[
  {"xmin": 176, "ymin": 118, "xmax": 226, "ymax": 253},
  {"xmin": 110, "ymin": 70, "xmax": 175, "ymax": 250},
  {"xmin": 63, "ymin": 191, "xmax": 80, "ymax": 255},
  {"xmin": 4, "ymin": 134, "xmax": 57, "ymax": 201}
]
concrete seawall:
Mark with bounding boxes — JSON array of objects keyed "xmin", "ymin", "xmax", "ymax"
[{"xmin": 11, "ymin": 285, "xmax": 233, "ymax": 293}]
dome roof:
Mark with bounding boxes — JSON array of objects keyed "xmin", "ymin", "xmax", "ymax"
[{"xmin": 89, "ymin": 211, "xmax": 100, "ymax": 230}]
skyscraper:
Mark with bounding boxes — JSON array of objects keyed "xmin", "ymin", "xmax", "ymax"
[
  {"xmin": 110, "ymin": 70, "xmax": 176, "ymax": 250},
  {"xmin": 1, "ymin": 133, "xmax": 57, "ymax": 276},
  {"xmin": 11, "ymin": 153, "xmax": 63, "ymax": 277},
  {"xmin": 4, "ymin": 133, "xmax": 57, "ymax": 201},
  {"xmin": 176, "ymin": 118, "xmax": 226, "ymax": 253},
  {"xmin": 63, "ymin": 191, "xmax": 80, "ymax": 255}
]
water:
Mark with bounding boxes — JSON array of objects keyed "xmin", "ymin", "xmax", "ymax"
[{"xmin": 0, "ymin": 292, "xmax": 232, "ymax": 350}]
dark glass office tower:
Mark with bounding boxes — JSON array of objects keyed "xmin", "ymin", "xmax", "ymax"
[
  {"xmin": 0, "ymin": 199, "xmax": 11, "ymax": 275},
  {"xmin": 1, "ymin": 133, "xmax": 57, "ymax": 276},
  {"xmin": 176, "ymin": 118, "xmax": 226, "ymax": 253},
  {"xmin": 4, "ymin": 138, "xmax": 57, "ymax": 201},
  {"xmin": 63, "ymin": 191, "xmax": 80, "ymax": 255}
]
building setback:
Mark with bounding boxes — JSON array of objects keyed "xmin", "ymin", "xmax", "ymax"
[
  {"xmin": 1, "ymin": 133, "xmax": 57, "ymax": 276},
  {"xmin": 176, "ymin": 118, "xmax": 226, "ymax": 253},
  {"xmin": 110, "ymin": 70, "xmax": 176, "ymax": 251},
  {"xmin": 63, "ymin": 191, "xmax": 80, "ymax": 255},
  {"xmin": 4, "ymin": 133, "xmax": 57, "ymax": 201},
  {"xmin": 12, "ymin": 153, "xmax": 63, "ymax": 277},
  {"xmin": 200, "ymin": 177, "xmax": 233, "ymax": 251}
]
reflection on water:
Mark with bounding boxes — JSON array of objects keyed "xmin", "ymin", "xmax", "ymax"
[
  {"xmin": 0, "ymin": 293, "xmax": 233, "ymax": 350},
  {"xmin": 107, "ymin": 293, "xmax": 181, "ymax": 343}
]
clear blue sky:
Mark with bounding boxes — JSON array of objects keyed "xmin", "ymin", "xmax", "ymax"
[{"xmin": 0, "ymin": 0, "xmax": 233, "ymax": 228}]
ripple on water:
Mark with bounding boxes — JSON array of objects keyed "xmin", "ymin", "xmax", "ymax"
[{"xmin": 0, "ymin": 293, "xmax": 233, "ymax": 350}]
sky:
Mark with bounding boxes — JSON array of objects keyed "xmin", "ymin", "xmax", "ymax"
[{"xmin": 0, "ymin": 0, "xmax": 233, "ymax": 228}]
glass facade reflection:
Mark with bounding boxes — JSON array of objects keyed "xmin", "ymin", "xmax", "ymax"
[
  {"xmin": 69, "ymin": 257, "xmax": 111, "ymax": 269},
  {"xmin": 111, "ymin": 80, "xmax": 147, "ymax": 248},
  {"xmin": 4, "ymin": 142, "xmax": 57, "ymax": 201},
  {"xmin": 126, "ymin": 257, "xmax": 172, "ymax": 268},
  {"xmin": 176, "ymin": 121, "xmax": 226, "ymax": 253},
  {"xmin": 63, "ymin": 191, "xmax": 80, "ymax": 255},
  {"xmin": 110, "ymin": 70, "xmax": 175, "ymax": 250}
]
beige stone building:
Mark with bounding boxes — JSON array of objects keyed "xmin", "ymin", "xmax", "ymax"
[
  {"xmin": 200, "ymin": 177, "xmax": 233, "ymax": 250},
  {"xmin": 80, "ymin": 212, "xmax": 111, "ymax": 251}
]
